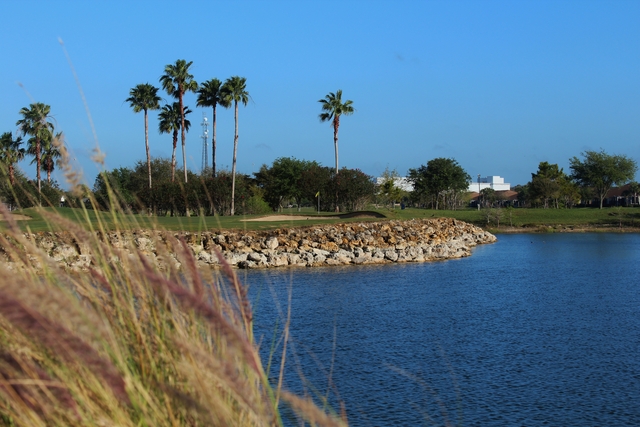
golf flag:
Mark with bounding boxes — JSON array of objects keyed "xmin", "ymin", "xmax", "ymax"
[{"xmin": 315, "ymin": 191, "xmax": 320, "ymax": 197}]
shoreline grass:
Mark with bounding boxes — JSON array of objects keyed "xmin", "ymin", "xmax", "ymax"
[{"xmin": 0, "ymin": 194, "xmax": 348, "ymax": 426}]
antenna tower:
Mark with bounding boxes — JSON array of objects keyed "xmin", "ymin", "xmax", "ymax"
[{"xmin": 201, "ymin": 114, "xmax": 209, "ymax": 171}]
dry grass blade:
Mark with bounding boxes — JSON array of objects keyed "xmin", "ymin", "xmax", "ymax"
[
  {"xmin": 213, "ymin": 247, "xmax": 253, "ymax": 332},
  {"xmin": 178, "ymin": 237, "xmax": 205, "ymax": 299},
  {"xmin": 138, "ymin": 255, "xmax": 262, "ymax": 375},
  {"xmin": 0, "ymin": 291, "xmax": 129, "ymax": 405},
  {"xmin": 280, "ymin": 391, "xmax": 348, "ymax": 427},
  {"xmin": 0, "ymin": 351, "xmax": 80, "ymax": 420}
]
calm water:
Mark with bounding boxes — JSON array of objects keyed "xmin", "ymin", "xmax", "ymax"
[{"xmin": 243, "ymin": 234, "xmax": 640, "ymax": 426}]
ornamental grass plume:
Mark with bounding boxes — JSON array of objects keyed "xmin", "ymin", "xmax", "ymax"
[{"xmin": 0, "ymin": 174, "xmax": 347, "ymax": 426}]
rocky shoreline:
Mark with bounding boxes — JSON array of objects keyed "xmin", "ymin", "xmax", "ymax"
[{"xmin": 4, "ymin": 218, "xmax": 496, "ymax": 271}]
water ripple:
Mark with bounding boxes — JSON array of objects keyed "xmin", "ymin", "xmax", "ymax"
[{"xmin": 248, "ymin": 233, "xmax": 640, "ymax": 426}]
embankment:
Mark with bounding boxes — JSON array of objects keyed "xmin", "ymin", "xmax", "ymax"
[{"xmin": 2, "ymin": 218, "xmax": 496, "ymax": 271}]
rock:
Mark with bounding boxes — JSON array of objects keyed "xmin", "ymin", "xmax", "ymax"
[
  {"xmin": 311, "ymin": 248, "xmax": 330, "ymax": 257},
  {"xmin": 268, "ymin": 253, "xmax": 289, "ymax": 267},
  {"xmin": 197, "ymin": 251, "xmax": 214, "ymax": 264},
  {"xmin": 225, "ymin": 252, "xmax": 248, "ymax": 266},
  {"xmin": 384, "ymin": 249, "xmax": 399, "ymax": 262},
  {"xmin": 265, "ymin": 236, "xmax": 279, "ymax": 250},
  {"xmin": 4, "ymin": 217, "xmax": 496, "ymax": 272},
  {"xmin": 51, "ymin": 245, "xmax": 78, "ymax": 262},
  {"xmin": 135, "ymin": 236, "xmax": 154, "ymax": 252}
]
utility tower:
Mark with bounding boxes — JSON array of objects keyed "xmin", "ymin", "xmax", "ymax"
[{"xmin": 201, "ymin": 114, "xmax": 209, "ymax": 171}]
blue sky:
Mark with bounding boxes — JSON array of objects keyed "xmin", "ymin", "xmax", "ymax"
[{"xmin": 2, "ymin": 0, "xmax": 639, "ymax": 188}]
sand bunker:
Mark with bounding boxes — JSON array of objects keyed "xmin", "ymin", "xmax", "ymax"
[
  {"xmin": 242, "ymin": 211, "xmax": 386, "ymax": 222},
  {"xmin": 242, "ymin": 215, "xmax": 336, "ymax": 222},
  {"xmin": 1, "ymin": 213, "xmax": 32, "ymax": 221}
]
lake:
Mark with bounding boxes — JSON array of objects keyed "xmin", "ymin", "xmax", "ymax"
[{"xmin": 243, "ymin": 233, "xmax": 640, "ymax": 426}]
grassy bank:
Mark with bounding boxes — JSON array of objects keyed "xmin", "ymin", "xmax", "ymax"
[
  {"xmin": 385, "ymin": 207, "xmax": 640, "ymax": 232},
  {"xmin": 5, "ymin": 206, "xmax": 640, "ymax": 233}
]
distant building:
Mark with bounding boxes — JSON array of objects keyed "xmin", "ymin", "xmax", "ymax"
[
  {"xmin": 467, "ymin": 176, "xmax": 511, "ymax": 192},
  {"xmin": 376, "ymin": 177, "xmax": 414, "ymax": 192}
]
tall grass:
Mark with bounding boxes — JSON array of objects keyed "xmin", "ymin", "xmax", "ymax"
[{"xmin": 0, "ymin": 144, "xmax": 347, "ymax": 426}]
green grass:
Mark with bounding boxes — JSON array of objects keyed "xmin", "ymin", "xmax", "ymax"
[
  {"xmin": 5, "ymin": 206, "xmax": 387, "ymax": 233},
  {"xmin": 5, "ymin": 205, "xmax": 640, "ymax": 234},
  {"xmin": 379, "ymin": 206, "xmax": 640, "ymax": 230}
]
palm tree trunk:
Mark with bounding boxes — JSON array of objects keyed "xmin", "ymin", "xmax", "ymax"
[
  {"xmin": 145, "ymin": 110, "xmax": 152, "ymax": 189},
  {"xmin": 333, "ymin": 116, "xmax": 340, "ymax": 212},
  {"xmin": 36, "ymin": 138, "xmax": 41, "ymax": 193},
  {"xmin": 179, "ymin": 90, "xmax": 188, "ymax": 184},
  {"xmin": 171, "ymin": 129, "xmax": 178, "ymax": 182},
  {"xmin": 9, "ymin": 165, "xmax": 15, "ymax": 187},
  {"xmin": 231, "ymin": 101, "xmax": 239, "ymax": 216},
  {"xmin": 333, "ymin": 116, "xmax": 340, "ymax": 175},
  {"xmin": 212, "ymin": 105, "xmax": 217, "ymax": 178}
]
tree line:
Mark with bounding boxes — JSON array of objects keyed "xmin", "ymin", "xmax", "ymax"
[
  {"xmin": 1, "ymin": 148, "xmax": 637, "ymax": 213},
  {"xmin": 512, "ymin": 150, "xmax": 638, "ymax": 209},
  {"xmin": 1, "ymin": 57, "xmax": 357, "ymax": 214},
  {"xmin": 126, "ymin": 59, "xmax": 355, "ymax": 216},
  {"xmin": 90, "ymin": 157, "xmax": 375, "ymax": 216},
  {"xmin": 383, "ymin": 150, "xmax": 638, "ymax": 211}
]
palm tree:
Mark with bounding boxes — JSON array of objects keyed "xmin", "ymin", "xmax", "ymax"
[
  {"xmin": 126, "ymin": 83, "xmax": 161, "ymax": 189},
  {"xmin": 196, "ymin": 78, "xmax": 224, "ymax": 177},
  {"xmin": 318, "ymin": 90, "xmax": 354, "ymax": 174},
  {"xmin": 221, "ymin": 76, "xmax": 249, "ymax": 216},
  {"xmin": 27, "ymin": 133, "xmax": 60, "ymax": 184},
  {"xmin": 158, "ymin": 102, "xmax": 192, "ymax": 182},
  {"xmin": 0, "ymin": 132, "xmax": 26, "ymax": 186},
  {"xmin": 16, "ymin": 102, "xmax": 54, "ymax": 193},
  {"xmin": 41, "ymin": 131, "xmax": 63, "ymax": 184},
  {"xmin": 160, "ymin": 60, "xmax": 198, "ymax": 183}
]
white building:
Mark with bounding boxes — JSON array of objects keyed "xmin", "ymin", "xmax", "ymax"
[
  {"xmin": 376, "ymin": 177, "xmax": 414, "ymax": 192},
  {"xmin": 467, "ymin": 176, "xmax": 511, "ymax": 192}
]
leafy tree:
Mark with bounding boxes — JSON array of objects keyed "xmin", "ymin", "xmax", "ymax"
[
  {"xmin": 624, "ymin": 182, "xmax": 640, "ymax": 206},
  {"xmin": 569, "ymin": 150, "xmax": 638, "ymax": 209},
  {"xmin": 298, "ymin": 164, "xmax": 333, "ymax": 210},
  {"xmin": 513, "ymin": 184, "xmax": 530, "ymax": 207},
  {"xmin": 318, "ymin": 90, "xmax": 354, "ymax": 174},
  {"xmin": 126, "ymin": 83, "xmax": 161, "ymax": 189},
  {"xmin": 408, "ymin": 158, "xmax": 471, "ymax": 210},
  {"xmin": 558, "ymin": 178, "xmax": 580, "ymax": 208},
  {"xmin": 480, "ymin": 187, "xmax": 497, "ymax": 207},
  {"xmin": 330, "ymin": 168, "xmax": 376, "ymax": 212},
  {"xmin": 529, "ymin": 161, "xmax": 565, "ymax": 208},
  {"xmin": 255, "ymin": 157, "xmax": 320, "ymax": 211},
  {"xmin": 0, "ymin": 131, "xmax": 25, "ymax": 186},
  {"xmin": 377, "ymin": 167, "xmax": 404, "ymax": 208},
  {"xmin": 158, "ymin": 102, "xmax": 192, "ymax": 182},
  {"xmin": 39, "ymin": 180, "xmax": 64, "ymax": 207},
  {"xmin": 16, "ymin": 102, "xmax": 54, "ymax": 193},
  {"xmin": 221, "ymin": 76, "xmax": 250, "ymax": 216},
  {"xmin": 131, "ymin": 158, "xmax": 176, "ymax": 213},
  {"xmin": 204, "ymin": 170, "xmax": 234, "ymax": 215},
  {"xmin": 242, "ymin": 184, "xmax": 272, "ymax": 215},
  {"xmin": 0, "ymin": 168, "xmax": 35, "ymax": 209},
  {"xmin": 160, "ymin": 60, "xmax": 198, "ymax": 183},
  {"xmin": 93, "ymin": 167, "xmax": 137, "ymax": 210},
  {"xmin": 196, "ymin": 78, "xmax": 224, "ymax": 177}
]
